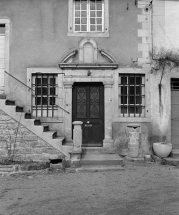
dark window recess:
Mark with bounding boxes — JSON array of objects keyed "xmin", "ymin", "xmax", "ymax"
[
  {"xmin": 119, "ymin": 74, "xmax": 145, "ymax": 117},
  {"xmin": 32, "ymin": 74, "xmax": 58, "ymax": 117},
  {"xmin": 171, "ymin": 78, "xmax": 179, "ymax": 90}
]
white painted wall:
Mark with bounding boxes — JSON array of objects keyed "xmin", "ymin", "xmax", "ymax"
[{"xmin": 153, "ymin": 0, "xmax": 179, "ymax": 50}]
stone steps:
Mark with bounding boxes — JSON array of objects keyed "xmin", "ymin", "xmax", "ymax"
[
  {"xmin": 0, "ymin": 98, "xmax": 73, "ymax": 159},
  {"xmin": 80, "ymin": 154, "xmax": 124, "ymax": 166}
]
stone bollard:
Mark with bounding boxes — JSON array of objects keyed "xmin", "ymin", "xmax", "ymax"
[
  {"xmin": 127, "ymin": 125, "xmax": 141, "ymax": 158},
  {"xmin": 70, "ymin": 121, "xmax": 83, "ymax": 168}
]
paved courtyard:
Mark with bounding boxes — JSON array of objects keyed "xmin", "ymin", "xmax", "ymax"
[{"xmin": 0, "ymin": 161, "xmax": 179, "ymax": 215}]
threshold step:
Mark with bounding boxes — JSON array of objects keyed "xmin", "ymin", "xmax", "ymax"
[
  {"xmin": 76, "ymin": 165, "xmax": 125, "ymax": 173},
  {"xmin": 81, "ymin": 154, "xmax": 124, "ymax": 166}
]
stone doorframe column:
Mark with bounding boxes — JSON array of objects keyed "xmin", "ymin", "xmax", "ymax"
[
  {"xmin": 103, "ymin": 81, "xmax": 114, "ymax": 148},
  {"xmin": 63, "ymin": 73, "xmax": 114, "ymax": 147}
]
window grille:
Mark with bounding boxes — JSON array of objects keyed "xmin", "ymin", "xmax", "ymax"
[
  {"xmin": 74, "ymin": 0, "xmax": 104, "ymax": 32},
  {"xmin": 32, "ymin": 74, "xmax": 58, "ymax": 117},
  {"xmin": 119, "ymin": 74, "xmax": 145, "ymax": 117}
]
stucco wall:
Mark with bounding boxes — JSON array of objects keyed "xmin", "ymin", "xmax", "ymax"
[{"xmin": 0, "ymin": 0, "xmax": 139, "ymax": 105}]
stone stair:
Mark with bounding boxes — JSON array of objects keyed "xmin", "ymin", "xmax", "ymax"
[
  {"xmin": 0, "ymin": 98, "xmax": 73, "ymax": 159},
  {"xmin": 162, "ymin": 149, "xmax": 179, "ymax": 167},
  {"xmin": 80, "ymin": 148, "xmax": 124, "ymax": 166}
]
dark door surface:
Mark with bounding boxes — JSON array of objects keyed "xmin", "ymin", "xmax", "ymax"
[
  {"xmin": 171, "ymin": 79, "xmax": 179, "ymax": 149},
  {"xmin": 72, "ymin": 83, "xmax": 104, "ymax": 147}
]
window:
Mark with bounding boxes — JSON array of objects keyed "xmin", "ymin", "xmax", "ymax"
[
  {"xmin": 74, "ymin": 0, "xmax": 103, "ymax": 32},
  {"xmin": 68, "ymin": 0, "xmax": 109, "ymax": 37},
  {"xmin": 32, "ymin": 74, "xmax": 58, "ymax": 117},
  {"xmin": 119, "ymin": 74, "xmax": 145, "ymax": 117}
]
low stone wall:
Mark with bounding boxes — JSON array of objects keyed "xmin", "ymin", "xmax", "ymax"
[
  {"xmin": 0, "ymin": 110, "xmax": 63, "ymax": 162},
  {"xmin": 112, "ymin": 122, "xmax": 152, "ymax": 157}
]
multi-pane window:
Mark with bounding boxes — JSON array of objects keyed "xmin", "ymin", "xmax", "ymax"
[
  {"xmin": 74, "ymin": 0, "xmax": 104, "ymax": 32},
  {"xmin": 119, "ymin": 74, "xmax": 145, "ymax": 117},
  {"xmin": 32, "ymin": 74, "xmax": 58, "ymax": 117}
]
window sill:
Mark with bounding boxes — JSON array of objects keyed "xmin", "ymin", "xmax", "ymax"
[
  {"xmin": 113, "ymin": 117, "xmax": 151, "ymax": 123},
  {"xmin": 67, "ymin": 32, "xmax": 109, "ymax": 37}
]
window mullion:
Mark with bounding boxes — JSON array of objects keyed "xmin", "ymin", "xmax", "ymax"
[{"xmin": 87, "ymin": 0, "xmax": 90, "ymax": 32}]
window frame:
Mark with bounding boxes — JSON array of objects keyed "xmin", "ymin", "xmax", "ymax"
[
  {"xmin": 68, "ymin": 0, "xmax": 109, "ymax": 37},
  {"xmin": 118, "ymin": 74, "xmax": 145, "ymax": 118},
  {"xmin": 32, "ymin": 74, "xmax": 58, "ymax": 118}
]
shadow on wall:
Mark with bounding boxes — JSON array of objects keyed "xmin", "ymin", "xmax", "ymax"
[{"xmin": 112, "ymin": 122, "xmax": 152, "ymax": 157}]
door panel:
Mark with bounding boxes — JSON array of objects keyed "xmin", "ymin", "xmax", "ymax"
[
  {"xmin": 171, "ymin": 79, "xmax": 179, "ymax": 148},
  {"xmin": 72, "ymin": 83, "xmax": 104, "ymax": 147}
]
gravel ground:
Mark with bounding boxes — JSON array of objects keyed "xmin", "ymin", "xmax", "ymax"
[{"xmin": 0, "ymin": 161, "xmax": 179, "ymax": 215}]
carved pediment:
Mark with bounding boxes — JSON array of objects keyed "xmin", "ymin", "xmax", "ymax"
[{"xmin": 59, "ymin": 39, "xmax": 118, "ymax": 69}]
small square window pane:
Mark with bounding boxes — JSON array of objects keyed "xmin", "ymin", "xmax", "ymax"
[
  {"xmin": 50, "ymin": 78, "xmax": 56, "ymax": 85},
  {"xmin": 121, "ymin": 106, "xmax": 127, "ymax": 114},
  {"xmin": 90, "ymin": 11, "xmax": 95, "ymax": 17},
  {"xmin": 42, "ymin": 87, "xmax": 48, "ymax": 95},
  {"xmin": 129, "ymin": 86, "xmax": 135, "ymax": 95},
  {"xmin": 136, "ymin": 76, "xmax": 142, "ymax": 85},
  {"xmin": 129, "ymin": 77, "xmax": 135, "ymax": 85},
  {"xmin": 97, "ymin": 18, "xmax": 102, "ymax": 24},
  {"xmin": 35, "ymin": 78, "xmax": 41, "ymax": 85},
  {"xmin": 129, "ymin": 106, "xmax": 135, "ymax": 114},
  {"xmin": 90, "ymin": 18, "xmax": 95, "ymax": 24},
  {"xmin": 36, "ymin": 97, "xmax": 41, "ymax": 105},
  {"xmin": 97, "ymin": 11, "xmax": 102, "ymax": 17},
  {"xmin": 136, "ymin": 96, "xmax": 142, "ymax": 104},
  {"xmin": 42, "ymin": 97, "xmax": 48, "ymax": 105},
  {"xmin": 97, "ymin": 3, "xmax": 102, "ymax": 10},
  {"xmin": 81, "ymin": 18, "xmax": 87, "ymax": 24},
  {"xmin": 75, "ymin": 3, "xmax": 80, "ymax": 10},
  {"xmin": 97, "ymin": 25, "xmax": 102, "ymax": 31},
  {"xmin": 75, "ymin": 18, "xmax": 80, "ymax": 24},
  {"xmin": 90, "ymin": 3, "xmax": 95, "ymax": 10},
  {"xmin": 121, "ymin": 77, "xmax": 127, "ymax": 84},
  {"xmin": 129, "ymin": 96, "xmax": 135, "ymax": 104},
  {"xmin": 121, "ymin": 96, "xmax": 127, "ymax": 104},
  {"xmin": 50, "ymin": 88, "xmax": 56, "ymax": 95},
  {"xmin": 121, "ymin": 86, "xmax": 127, "ymax": 95},
  {"xmin": 81, "ymin": 25, "xmax": 87, "ymax": 31},
  {"xmin": 136, "ymin": 86, "xmax": 141, "ymax": 95},
  {"xmin": 136, "ymin": 106, "xmax": 142, "ymax": 114},
  {"xmin": 75, "ymin": 11, "xmax": 80, "ymax": 17},
  {"xmin": 90, "ymin": 25, "xmax": 96, "ymax": 31},
  {"xmin": 75, "ymin": 25, "xmax": 80, "ymax": 31},
  {"xmin": 81, "ymin": 3, "xmax": 87, "ymax": 10},
  {"xmin": 81, "ymin": 11, "xmax": 87, "ymax": 17},
  {"xmin": 42, "ymin": 78, "xmax": 48, "ymax": 85},
  {"xmin": 35, "ymin": 87, "xmax": 41, "ymax": 95},
  {"xmin": 50, "ymin": 97, "xmax": 56, "ymax": 105}
]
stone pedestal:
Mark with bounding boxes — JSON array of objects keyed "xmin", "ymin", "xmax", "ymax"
[{"xmin": 70, "ymin": 121, "xmax": 83, "ymax": 167}]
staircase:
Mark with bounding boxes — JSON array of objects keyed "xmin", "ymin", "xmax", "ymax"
[{"xmin": 0, "ymin": 98, "xmax": 73, "ymax": 159}]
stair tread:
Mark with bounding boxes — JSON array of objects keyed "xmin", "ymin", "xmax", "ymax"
[
  {"xmin": 76, "ymin": 165, "xmax": 125, "ymax": 173},
  {"xmin": 53, "ymin": 137, "xmax": 65, "ymax": 140},
  {"xmin": 82, "ymin": 154, "xmax": 123, "ymax": 161},
  {"xmin": 172, "ymin": 149, "xmax": 179, "ymax": 153}
]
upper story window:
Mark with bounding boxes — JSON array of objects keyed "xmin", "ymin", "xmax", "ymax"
[
  {"xmin": 74, "ymin": 0, "xmax": 104, "ymax": 32},
  {"xmin": 118, "ymin": 74, "xmax": 145, "ymax": 117},
  {"xmin": 68, "ymin": 0, "xmax": 109, "ymax": 37}
]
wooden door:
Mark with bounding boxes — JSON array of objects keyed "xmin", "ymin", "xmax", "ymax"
[
  {"xmin": 171, "ymin": 79, "xmax": 179, "ymax": 149},
  {"xmin": 72, "ymin": 83, "xmax": 104, "ymax": 147}
]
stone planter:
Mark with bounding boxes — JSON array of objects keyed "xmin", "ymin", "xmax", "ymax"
[{"xmin": 153, "ymin": 142, "xmax": 172, "ymax": 158}]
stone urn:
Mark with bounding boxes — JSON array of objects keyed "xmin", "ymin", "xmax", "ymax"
[{"xmin": 153, "ymin": 142, "xmax": 172, "ymax": 158}]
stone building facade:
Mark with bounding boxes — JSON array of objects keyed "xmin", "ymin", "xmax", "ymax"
[{"xmin": 0, "ymin": 0, "xmax": 179, "ymax": 162}]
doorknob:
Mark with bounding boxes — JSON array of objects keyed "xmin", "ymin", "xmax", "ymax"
[{"xmin": 87, "ymin": 121, "xmax": 90, "ymax": 124}]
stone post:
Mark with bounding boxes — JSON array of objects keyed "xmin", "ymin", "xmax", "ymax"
[
  {"xmin": 103, "ymin": 83, "xmax": 114, "ymax": 148},
  {"xmin": 69, "ymin": 121, "xmax": 83, "ymax": 167}
]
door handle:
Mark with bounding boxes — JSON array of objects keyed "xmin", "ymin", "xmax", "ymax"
[{"xmin": 87, "ymin": 121, "xmax": 90, "ymax": 124}]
